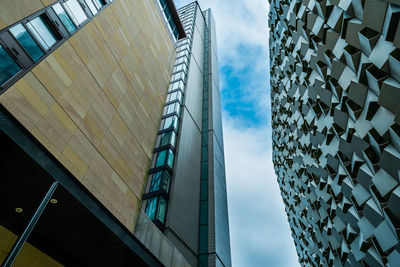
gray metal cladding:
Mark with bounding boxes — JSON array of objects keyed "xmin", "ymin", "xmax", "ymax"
[{"xmin": 269, "ymin": 0, "xmax": 400, "ymax": 266}]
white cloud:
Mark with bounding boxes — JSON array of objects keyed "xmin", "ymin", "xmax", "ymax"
[
  {"xmin": 223, "ymin": 116, "xmax": 299, "ymax": 267},
  {"xmin": 172, "ymin": 0, "xmax": 300, "ymax": 266},
  {"xmin": 175, "ymin": 0, "xmax": 269, "ymax": 66}
]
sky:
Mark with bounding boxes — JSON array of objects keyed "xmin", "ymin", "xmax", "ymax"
[{"xmin": 173, "ymin": 0, "xmax": 299, "ymax": 266}]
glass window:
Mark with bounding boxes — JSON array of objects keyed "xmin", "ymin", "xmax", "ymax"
[
  {"xmin": 63, "ymin": 0, "xmax": 88, "ymax": 26},
  {"xmin": 173, "ymin": 63, "xmax": 186, "ymax": 73},
  {"xmin": 166, "ymin": 91, "xmax": 176, "ymax": 102},
  {"xmin": 52, "ymin": 3, "xmax": 77, "ymax": 34},
  {"xmin": 159, "ymin": 0, "xmax": 167, "ymax": 10},
  {"xmin": 9, "ymin": 24, "xmax": 44, "ymax": 62},
  {"xmin": 201, "ymin": 161, "xmax": 208, "ymax": 179},
  {"xmin": 169, "ymin": 80, "xmax": 184, "ymax": 92},
  {"xmin": 149, "ymin": 171, "xmax": 171, "ymax": 193},
  {"xmin": 162, "ymin": 172, "xmax": 171, "ymax": 192},
  {"xmin": 163, "ymin": 102, "xmax": 180, "ymax": 116},
  {"xmin": 0, "ymin": 44, "xmax": 21, "ymax": 86},
  {"xmin": 145, "ymin": 197, "xmax": 158, "ymax": 220},
  {"xmin": 84, "ymin": 0, "xmax": 98, "ymax": 16},
  {"xmin": 155, "ymin": 150, "xmax": 167, "ymax": 167},
  {"xmin": 167, "ymin": 149, "xmax": 174, "ymax": 169},
  {"xmin": 26, "ymin": 15, "xmax": 59, "ymax": 50},
  {"xmin": 200, "ymin": 201, "xmax": 208, "ymax": 225},
  {"xmin": 175, "ymin": 55, "xmax": 188, "ymax": 66},
  {"xmin": 93, "ymin": 0, "xmax": 106, "ymax": 10},
  {"xmin": 166, "ymin": 103, "xmax": 175, "ymax": 114},
  {"xmin": 158, "ymin": 130, "xmax": 176, "ymax": 148},
  {"xmin": 149, "ymin": 172, "xmax": 162, "ymax": 192},
  {"xmin": 200, "ymin": 180, "xmax": 208, "ymax": 200},
  {"xmin": 171, "ymin": 71, "xmax": 184, "ymax": 82},
  {"xmin": 157, "ymin": 197, "xmax": 167, "ymax": 223},
  {"xmin": 161, "ymin": 115, "xmax": 178, "ymax": 130},
  {"xmin": 159, "ymin": 131, "xmax": 172, "ymax": 147}
]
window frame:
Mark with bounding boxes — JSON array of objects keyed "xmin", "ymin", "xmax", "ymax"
[
  {"xmin": 25, "ymin": 11, "xmax": 64, "ymax": 52},
  {"xmin": 0, "ymin": 0, "xmax": 114, "ymax": 93},
  {"xmin": 0, "ymin": 40, "xmax": 25, "ymax": 89}
]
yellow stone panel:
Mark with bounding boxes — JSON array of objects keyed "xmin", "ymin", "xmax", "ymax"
[
  {"xmin": 0, "ymin": 0, "xmax": 177, "ymax": 232},
  {"xmin": 50, "ymin": 104, "xmax": 77, "ymax": 134},
  {"xmin": 40, "ymin": 0, "xmax": 57, "ymax": 6},
  {"xmin": 0, "ymin": 0, "xmax": 44, "ymax": 31},
  {"xmin": 69, "ymin": 21, "xmax": 106, "ymax": 65},
  {"xmin": 0, "ymin": 86, "xmax": 43, "ymax": 127},
  {"xmin": 15, "ymin": 79, "xmax": 48, "ymax": 116},
  {"xmin": 62, "ymin": 145, "xmax": 88, "ymax": 176}
]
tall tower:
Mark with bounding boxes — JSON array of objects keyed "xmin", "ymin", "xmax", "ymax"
[
  {"xmin": 137, "ymin": 2, "xmax": 232, "ymax": 266},
  {"xmin": 269, "ymin": 0, "xmax": 400, "ymax": 266}
]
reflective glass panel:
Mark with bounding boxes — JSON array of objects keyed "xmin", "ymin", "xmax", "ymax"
[
  {"xmin": 0, "ymin": 45, "xmax": 21, "ymax": 85},
  {"xmin": 156, "ymin": 150, "xmax": 167, "ymax": 167},
  {"xmin": 167, "ymin": 149, "xmax": 174, "ymax": 168},
  {"xmin": 9, "ymin": 24, "xmax": 44, "ymax": 62},
  {"xmin": 52, "ymin": 3, "xmax": 77, "ymax": 34},
  {"xmin": 161, "ymin": 115, "xmax": 178, "ymax": 130},
  {"xmin": 159, "ymin": 131, "xmax": 172, "ymax": 147},
  {"xmin": 149, "ymin": 172, "xmax": 162, "ymax": 192},
  {"xmin": 93, "ymin": 0, "xmax": 105, "ymax": 10},
  {"xmin": 157, "ymin": 197, "xmax": 167, "ymax": 223},
  {"xmin": 162, "ymin": 172, "xmax": 171, "ymax": 192},
  {"xmin": 63, "ymin": 0, "xmax": 88, "ymax": 26},
  {"xmin": 170, "ymin": 131, "xmax": 177, "ymax": 147},
  {"xmin": 145, "ymin": 197, "xmax": 158, "ymax": 220},
  {"xmin": 84, "ymin": 0, "xmax": 98, "ymax": 15},
  {"xmin": 26, "ymin": 15, "xmax": 58, "ymax": 50},
  {"xmin": 163, "ymin": 117, "xmax": 173, "ymax": 130}
]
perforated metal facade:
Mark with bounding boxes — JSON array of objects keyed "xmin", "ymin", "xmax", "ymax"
[{"xmin": 269, "ymin": 0, "xmax": 400, "ymax": 265}]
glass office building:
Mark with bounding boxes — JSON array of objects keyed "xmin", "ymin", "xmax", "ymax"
[
  {"xmin": 0, "ymin": 0, "xmax": 231, "ymax": 266},
  {"xmin": 269, "ymin": 0, "xmax": 400, "ymax": 266}
]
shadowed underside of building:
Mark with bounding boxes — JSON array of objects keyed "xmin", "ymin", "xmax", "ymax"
[{"xmin": 269, "ymin": 0, "xmax": 400, "ymax": 266}]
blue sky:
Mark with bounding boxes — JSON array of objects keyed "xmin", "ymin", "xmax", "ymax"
[{"xmin": 174, "ymin": 0, "xmax": 299, "ymax": 266}]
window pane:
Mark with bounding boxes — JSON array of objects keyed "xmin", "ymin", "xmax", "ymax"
[
  {"xmin": 162, "ymin": 172, "xmax": 171, "ymax": 193},
  {"xmin": 52, "ymin": 3, "xmax": 77, "ymax": 34},
  {"xmin": 170, "ymin": 131, "xmax": 177, "ymax": 147},
  {"xmin": 163, "ymin": 116, "xmax": 173, "ymax": 130},
  {"xmin": 167, "ymin": 149, "xmax": 174, "ymax": 168},
  {"xmin": 149, "ymin": 172, "xmax": 162, "ymax": 192},
  {"xmin": 26, "ymin": 15, "xmax": 58, "ymax": 50},
  {"xmin": 156, "ymin": 150, "xmax": 167, "ymax": 167},
  {"xmin": 0, "ymin": 45, "xmax": 21, "ymax": 85},
  {"xmin": 166, "ymin": 103, "xmax": 176, "ymax": 114},
  {"xmin": 93, "ymin": 0, "xmax": 105, "ymax": 10},
  {"xmin": 156, "ymin": 197, "xmax": 167, "ymax": 223},
  {"xmin": 63, "ymin": 0, "xmax": 88, "ymax": 26},
  {"xmin": 145, "ymin": 197, "xmax": 158, "ymax": 220},
  {"xmin": 159, "ymin": 131, "xmax": 172, "ymax": 147},
  {"xmin": 9, "ymin": 24, "xmax": 44, "ymax": 62},
  {"xmin": 84, "ymin": 0, "xmax": 98, "ymax": 16}
]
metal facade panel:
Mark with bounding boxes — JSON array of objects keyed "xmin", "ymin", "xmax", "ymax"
[{"xmin": 269, "ymin": 0, "xmax": 400, "ymax": 265}]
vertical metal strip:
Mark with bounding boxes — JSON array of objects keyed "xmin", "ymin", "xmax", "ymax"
[
  {"xmin": 199, "ymin": 8, "xmax": 210, "ymax": 267},
  {"xmin": 2, "ymin": 181, "xmax": 58, "ymax": 267}
]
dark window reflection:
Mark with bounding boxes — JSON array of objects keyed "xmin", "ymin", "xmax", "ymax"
[
  {"xmin": 9, "ymin": 24, "xmax": 44, "ymax": 62},
  {"xmin": 26, "ymin": 14, "xmax": 59, "ymax": 50},
  {"xmin": 52, "ymin": 3, "xmax": 77, "ymax": 34},
  {"xmin": 0, "ymin": 44, "xmax": 21, "ymax": 85}
]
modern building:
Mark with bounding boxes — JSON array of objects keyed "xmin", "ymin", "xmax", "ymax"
[
  {"xmin": 269, "ymin": 0, "xmax": 400, "ymax": 266},
  {"xmin": 0, "ymin": 0, "xmax": 231, "ymax": 266}
]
